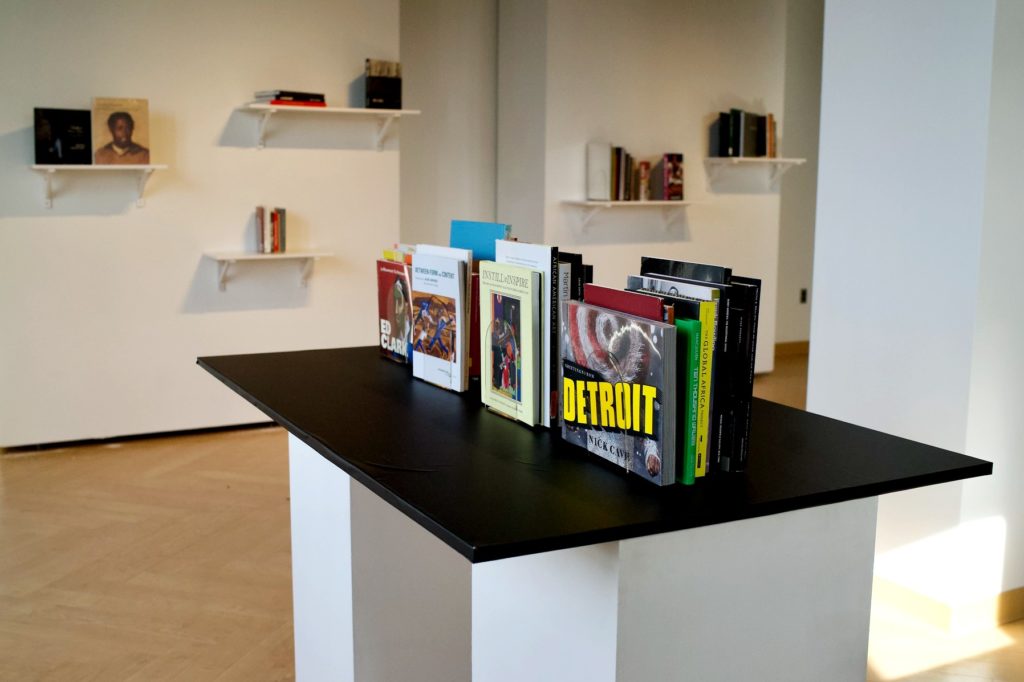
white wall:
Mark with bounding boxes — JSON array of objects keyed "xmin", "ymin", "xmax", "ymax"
[
  {"xmin": 809, "ymin": 0, "xmax": 1022, "ymax": 607},
  {"xmin": 0, "ymin": 0, "xmax": 400, "ymax": 446},
  {"xmin": 400, "ymin": 0, "xmax": 498, "ymax": 246},
  {"xmin": 776, "ymin": 0, "xmax": 823, "ymax": 343},
  {"xmin": 501, "ymin": 0, "xmax": 814, "ymax": 373},
  {"xmin": 962, "ymin": 0, "xmax": 1024, "ymax": 594}
]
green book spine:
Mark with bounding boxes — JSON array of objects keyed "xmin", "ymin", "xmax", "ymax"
[{"xmin": 676, "ymin": 318, "xmax": 701, "ymax": 485}]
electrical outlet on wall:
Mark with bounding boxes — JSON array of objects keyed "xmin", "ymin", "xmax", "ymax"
[{"xmin": 800, "ymin": 289, "xmax": 808, "ymax": 304}]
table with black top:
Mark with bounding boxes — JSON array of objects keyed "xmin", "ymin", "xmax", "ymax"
[{"xmin": 198, "ymin": 347, "xmax": 990, "ymax": 682}]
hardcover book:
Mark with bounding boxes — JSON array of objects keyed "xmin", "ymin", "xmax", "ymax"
[
  {"xmin": 34, "ymin": 108, "xmax": 92, "ymax": 165},
  {"xmin": 377, "ymin": 259, "xmax": 413, "ymax": 364},
  {"xmin": 411, "ymin": 252, "xmax": 467, "ymax": 391},
  {"xmin": 560, "ymin": 300, "xmax": 677, "ymax": 486},
  {"xmin": 495, "ymin": 240, "xmax": 559, "ymax": 427},
  {"xmin": 479, "ymin": 261, "xmax": 542, "ymax": 426},
  {"xmin": 676, "ymin": 318, "xmax": 701, "ymax": 485},
  {"xmin": 92, "ymin": 98, "xmax": 150, "ymax": 165},
  {"xmin": 583, "ymin": 283, "xmax": 666, "ymax": 323}
]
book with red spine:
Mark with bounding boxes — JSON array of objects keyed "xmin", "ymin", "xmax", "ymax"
[
  {"xmin": 264, "ymin": 100, "xmax": 328, "ymax": 108},
  {"xmin": 583, "ymin": 283, "xmax": 667, "ymax": 323}
]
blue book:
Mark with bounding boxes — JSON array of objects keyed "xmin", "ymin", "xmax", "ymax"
[{"xmin": 449, "ymin": 220, "xmax": 512, "ymax": 262}]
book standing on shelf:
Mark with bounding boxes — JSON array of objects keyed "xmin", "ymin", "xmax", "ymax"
[
  {"xmin": 710, "ymin": 109, "xmax": 778, "ymax": 158},
  {"xmin": 34, "ymin": 108, "xmax": 92, "ymax": 165},
  {"xmin": 479, "ymin": 262, "xmax": 541, "ymax": 426},
  {"xmin": 255, "ymin": 206, "xmax": 287, "ymax": 254}
]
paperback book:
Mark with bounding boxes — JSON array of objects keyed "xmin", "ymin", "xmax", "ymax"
[
  {"xmin": 479, "ymin": 261, "xmax": 542, "ymax": 426},
  {"xmin": 34, "ymin": 108, "xmax": 92, "ymax": 165},
  {"xmin": 560, "ymin": 300, "xmax": 677, "ymax": 486},
  {"xmin": 92, "ymin": 97, "xmax": 150, "ymax": 165},
  {"xmin": 411, "ymin": 252, "xmax": 467, "ymax": 391}
]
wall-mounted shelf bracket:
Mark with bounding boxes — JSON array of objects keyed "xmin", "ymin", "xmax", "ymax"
[
  {"xmin": 256, "ymin": 110, "xmax": 275, "ymax": 149},
  {"xmin": 31, "ymin": 165, "xmax": 167, "ymax": 208},
  {"xmin": 703, "ymin": 157, "xmax": 806, "ymax": 190},
  {"xmin": 204, "ymin": 251, "xmax": 333, "ymax": 291},
  {"xmin": 562, "ymin": 200, "xmax": 695, "ymax": 231}
]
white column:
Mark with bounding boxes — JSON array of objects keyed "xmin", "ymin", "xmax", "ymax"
[
  {"xmin": 289, "ymin": 434, "xmax": 354, "ymax": 682},
  {"xmin": 471, "ymin": 542, "xmax": 620, "ymax": 682},
  {"xmin": 616, "ymin": 498, "xmax": 879, "ymax": 682}
]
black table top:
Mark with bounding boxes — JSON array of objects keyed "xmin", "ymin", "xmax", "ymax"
[{"xmin": 198, "ymin": 347, "xmax": 991, "ymax": 563}]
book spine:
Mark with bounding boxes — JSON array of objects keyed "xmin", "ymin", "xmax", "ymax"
[
  {"xmin": 469, "ymin": 273, "xmax": 481, "ymax": 378},
  {"xmin": 272, "ymin": 210, "xmax": 280, "ymax": 253},
  {"xmin": 694, "ymin": 300, "xmax": 716, "ymax": 477},
  {"xmin": 548, "ymin": 247, "xmax": 560, "ymax": 426},
  {"xmin": 278, "ymin": 208, "xmax": 286, "ymax": 252},
  {"xmin": 677, "ymin": 319, "xmax": 700, "ymax": 485},
  {"xmin": 263, "ymin": 209, "xmax": 272, "ymax": 254},
  {"xmin": 256, "ymin": 206, "xmax": 264, "ymax": 253},
  {"xmin": 266, "ymin": 99, "xmax": 328, "ymax": 107},
  {"xmin": 709, "ymin": 292, "xmax": 731, "ymax": 472}
]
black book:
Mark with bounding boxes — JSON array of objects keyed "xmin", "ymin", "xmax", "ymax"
[
  {"xmin": 34, "ymin": 108, "xmax": 92, "ymax": 165},
  {"xmin": 754, "ymin": 115, "xmax": 767, "ymax": 157},
  {"xmin": 254, "ymin": 90, "xmax": 326, "ymax": 101},
  {"xmin": 558, "ymin": 252, "xmax": 585, "ymax": 300},
  {"xmin": 640, "ymin": 257, "xmax": 731, "ymax": 284},
  {"xmin": 729, "ymin": 109, "xmax": 743, "ymax": 158},
  {"xmin": 582, "ymin": 263, "xmax": 594, "ymax": 286},
  {"xmin": 742, "ymin": 112, "xmax": 759, "ymax": 157},
  {"xmin": 728, "ymin": 276, "xmax": 761, "ymax": 472},
  {"xmin": 710, "ymin": 112, "xmax": 735, "ymax": 157}
]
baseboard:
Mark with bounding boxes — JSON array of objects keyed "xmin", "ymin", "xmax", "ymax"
[
  {"xmin": 873, "ymin": 576, "xmax": 1024, "ymax": 633},
  {"xmin": 1, "ymin": 421, "xmax": 277, "ymax": 455},
  {"xmin": 775, "ymin": 341, "xmax": 809, "ymax": 358}
]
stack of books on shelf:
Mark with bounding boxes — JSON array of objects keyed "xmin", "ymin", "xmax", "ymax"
[
  {"xmin": 253, "ymin": 90, "xmax": 327, "ymax": 108},
  {"xmin": 374, "ymin": 223, "xmax": 759, "ymax": 486},
  {"xmin": 255, "ymin": 206, "xmax": 287, "ymax": 253},
  {"xmin": 710, "ymin": 109, "xmax": 777, "ymax": 158},
  {"xmin": 586, "ymin": 142, "xmax": 684, "ymax": 202}
]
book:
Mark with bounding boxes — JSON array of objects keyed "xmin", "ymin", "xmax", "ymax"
[
  {"xmin": 559, "ymin": 251, "xmax": 585, "ymax": 300},
  {"xmin": 627, "ymin": 274, "xmax": 719, "ymax": 477},
  {"xmin": 34, "ymin": 108, "xmax": 92, "ymax": 165},
  {"xmin": 377, "ymin": 259, "xmax": 413, "ymax": 363},
  {"xmin": 766, "ymin": 114, "xmax": 776, "ymax": 158},
  {"xmin": 495, "ymin": 240, "xmax": 559, "ymax": 427},
  {"xmin": 469, "ymin": 273, "xmax": 481, "ymax": 378},
  {"xmin": 411, "ymin": 252, "xmax": 467, "ymax": 391},
  {"xmin": 449, "ymin": 220, "xmax": 512, "ymax": 262},
  {"xmin": 665, "ymin": 154, "xmax": 684, "ymax": 201},
  {"xmin": 583, "ymin": 283, "xmax": 666, "ymax": 322},
  {"xmin": 255, "ymin": 206, "xmax": 265, "ymax": 253},
  {"xmin": 260, "ymin": 100, "xmax": 328, "ymax": 108},
  {"xmin": 254, "ymin": 90, "xmax": 326, "ymax": 101},
  {"xmin": 637, "ymin": 161, "xmax": 651, "ymax": 201},
  {"xmin": 92, "ymin": 98, "xmax": 150, "ymax": 165},
  {"xmin": 416, "ymin": 244, "xmax": 473, "ymax": 390},
  {"xmin": 729, "ymin": 109, "xmax": 743, "ymax": 159},
  {"xmin": 271, "ymin": 209, "xmax": 280, "ymax": 253},
  {"xmin": 365, "ymin": 59, "xmax": 402, "ymax": 109},
  {"xmin": 561, "ymin": 300, "xmax": 677, "ymax": 486},
  {"xmin": 586, "ymin": 142, "xmax": 612, "ymax": 201},
  {"xmin": 676, "ymin": 318, "xmax": 701, "ymax": 485},
  {"xmin": 725, "ymin": 275, "xmax": 762, "ymax": 472},
  {"xmin": 742, "ymin": 112, "xmax": 759, "ymax": 157},
  {"xmin": 276, "ymin": 207, "xmax": 287, "ymax": 252},
  {"xmin": 479, "ymin": 261, "xmax": 542, "ymax": 425},
  {"xmin": 263, "ymin": 208, "xmax": 273, "ymax": 254},
  {"xmin": 755, "ymin": 115, "xmax": 767, "ymax": 157}
]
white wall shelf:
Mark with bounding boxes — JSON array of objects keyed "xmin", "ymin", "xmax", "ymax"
[
  {"xmin": 703, "ymin": 157, "xmax": 806, "ymax": 189},
  {"xmin": 31, "ymin": 164, "xmax": 168, "ymax": 208},
  {"xmin": 238, "ymin": 103, "xmax": 421, "ymax": 150},
  {"xmin": 203, "ymin": 251, "xmax": 333, "ymax": 291},
  {"xmin": 562, "ymin": 200, "xmax": 696, "ymax": 230}
]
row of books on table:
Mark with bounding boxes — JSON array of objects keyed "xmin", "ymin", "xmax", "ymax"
[{"xmin": 376, "ymin": 221, "xmax": 760, "ymax": 486}]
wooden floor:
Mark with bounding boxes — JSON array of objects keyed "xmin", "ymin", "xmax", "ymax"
[{"xmin": 1, "ymin": 349, "xmax": 1021, "ymax": 681}]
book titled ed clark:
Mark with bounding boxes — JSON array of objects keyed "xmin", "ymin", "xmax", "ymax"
[
  {"xmin": 479, "ymin": 261, "xmax": 541, "ymax": 426},
  {"xmin": 560, "ymin": 300, "xmax": 677, "ymax": 486},
  {"xmin": 376, "ymin": 259, "xmax": 413, "ymax": 364}
]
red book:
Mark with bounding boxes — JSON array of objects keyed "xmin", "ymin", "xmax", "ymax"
[
  {"xmin": 583, "ymin": 283, "xmax": 667, "ymax": 322},
  {"xmin": 271, "ymin": 211, "xmax": 280, "ymax": 253},
  {"xmin": 376, "ymin": 259, "xmax": 413, "ymax": 364},
  {"xmin": 267, "ymin": 99, "xmax": 327, "ymax": 108}
]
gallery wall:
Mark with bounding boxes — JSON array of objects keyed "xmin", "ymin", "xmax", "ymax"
[
  {"xmin": 497, "ymin": 0, "xmax": 823, "ymax": 373},
  {"xmin": 0, "ymin": 0, "xmax": 401, "ymax": 446}
]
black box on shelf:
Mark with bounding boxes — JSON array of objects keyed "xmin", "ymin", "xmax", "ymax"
[{"xmin": 365, "ymin": 76, "xmax": 401, "ymax": 109}]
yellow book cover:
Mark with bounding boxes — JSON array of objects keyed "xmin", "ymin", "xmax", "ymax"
[{"xmin": 694, "ymin": 300, "xmax": 717, "ymax": 477}]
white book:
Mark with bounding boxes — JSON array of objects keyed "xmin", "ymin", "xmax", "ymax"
[
  {"xmin": 495, "ymin": 240, "xmax": 558, "ymax": 427},
  {"xmin": 416, "ymin": 244, "xmax": 472, "ymax": 389},
  {"xmin": 586, "ymin": 141, "xmax": 612, "ymax": 201},
  {"xmin": 411, "ymin": 252, "xmax": 467, "ymax": 392}
]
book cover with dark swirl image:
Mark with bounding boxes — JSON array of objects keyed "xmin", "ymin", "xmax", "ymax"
[{"xmin": 560, "ymin": 300, "xmax": 677, "ymax": 486}]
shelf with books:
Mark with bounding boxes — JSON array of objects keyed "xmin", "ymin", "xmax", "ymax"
[
  {"xmin": 562, "ymin": 200, "xmax": 697, "ymax": 230},
  {"xmin": 30, "ymin": 164, "xmax": 168, "ymax": 208},
  {"xmin": 703, "ymin": 157, "xmax": 806, "ymax": 189},
  {"xmin": 238, "ymin": 103, "xmax": 421, "ymax": 150},
  {"xmin": 203, "ymin": 251, "xmax": 333, "ymax": 291}
]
